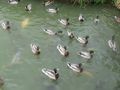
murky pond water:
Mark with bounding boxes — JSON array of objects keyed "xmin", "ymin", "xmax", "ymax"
[{"xmin": 0, "ymin": 0, "xmax": 120, "ymax": 90}]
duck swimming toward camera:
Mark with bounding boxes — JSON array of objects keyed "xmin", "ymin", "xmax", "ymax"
[
  {"xmin": 1, "ymin": 21, "xmax": 10, "ymax": 30},
  {"xmin": 114, "ymin": 16, "xmax": 120, "ymax": 23},
  {"xmin": 58, "ymin": 18, "xmax": 69, "ymax": 26},
  {"xmin": 108, "ymin": 35, "xmax": 117, "ymax": 52},
  {"xmin": 42, "ymin": 68, "xmax": 59, "ymax": 80},
  {"xmin": 25, "ymin": 4, "xmax": 32, "ymax": 12},
  {"xmin": 30, "ymin": 44, "xmax": 40, "ymax": 55},
  {"xmin": 47, "ymin": 8, "xmax": 59, "ymax": 13},
  {"xmin": 67, "ymin": 62, "xmax": 83, "ymax": 73},
  {"xmin": 78, "ymin": 14, "xmax": 84, "ymax": 23},
  {"xmin": 43, "ymin": 0, "xmax": 54, "ymax": 6},
  {"xmin": 77, "ymin": 50, "xmax": 94, "ymax": 59},
  {"xmin": 57, "ymin": 44, "xmax": 69, "ymax": 57},
  {"xmin": 8, "ymin": 0, "xmax": 20, "ymax": 5},
  {"xmin": 94, "ymin": 16, "xmax": 99, "ymax": 24},
  {"xmin": 67, "ymin": 31, "xmax": 74, "ymax": 39},
  {"xmin": 76, "ymin": 36, "xmax": 89, "ymax": 46}
]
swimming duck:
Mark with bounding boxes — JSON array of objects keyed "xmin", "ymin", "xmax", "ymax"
[
  {"xmin": 30, "ymin": 44, "xmax": 40, "ymax": 55},
  {"xmin": 47, "ymin": 8, "xmax": 59, "ymax": 13},
  {"xmin": 77, "ymin": 50, "xmax": 94, "ymax": 59},
  {"xmin": 94, "ymin": 16, "xmax": 99, "ymax": 24},
  {"xmin": 57, "ymin": 44, "xmax": 69, "ymax": 57},
  {"xmin": 1, "ymin": 21, "xmax": 10, "ymax": 30},
  {"xmin": 67, "ymin": 62, "xmax": 83, "ymax": 73},
  {"xmin": 43, "ymin": 29, "xmax": 56, "ymax": 35},
  {"xmin": 114, "ymin": 16, "xmax": 120, "ymax": 23},
  {"xmin": 78, "ymin": 14, "xmax": 84, "ymax": 23},
  {"xmin": 25, "ymin": 4, "xmax": 32, "ymax": 12},
  {"xmin": 67, "ymin": 31, "xmax": 74, "ymax": 39},
  {"xmin": 8, "ymin": 0, "xmax": 20, "ymax": 5},
  {"xmin": 43, "ymin": 0, "xmax": 54, "ymax": 6},
  {"xmin": 42, "ymin": 68, "xmax": 59, "ymax": 80},
  {"xmin": 76, "ymin": 36, "xmax": 89, "ymax": 46},
  {"xmin": 108, "ymin": 35, "xmax": 117, "ymax": 52},
  {"xmin": 58, "ymin": 18, "xmax": 69, "ymax": 26}
]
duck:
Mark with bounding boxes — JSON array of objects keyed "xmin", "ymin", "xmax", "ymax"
[
  {"xmin": 43, "ymin": 29, "xmax": 56, "ymax": 35},
  {"xmin": 78, "ymin": 14, "xmax": 84, "ymax": 23},
  {"xmin": 1, "ymin": 21, "xmax": 10, "ymax": 30},
  {"xmin": 67, "ymin": 62, "xmax": 83, "ymax": 73},
  {"xmin": 75, "ymin": 36, "xmax": 89, "ymax": 46},
  {"xmin": 58, "ymin": 18, "xmax": 69, "ymax": 26},
  {"xmin": 30, "ymin": 44, "xmax": 40, "ymax": 55},
  {"xmin": 57, "ymin": 44, "xmax": 69, "ymax": 57},
  {"xmin": 43, "ymin": 0, "xmax": 54, "ymax": 6},
  {"xmin": 67, "ymin": 31, "xmax": 74, "ymax": 39},
  {"xmin": 8, "ymin": 0, "xmax": 20, "ymax": 5},
  {"xmin": 25, "ymin": 4, "xmax": 32, "ymax": 12},
  {"xmin": 108, "ymin": 35, "xmax": 117, "ymax": 52},
  {"xmin": 94, "ymin": 16, "xmax": 99, "ymax": 24},
  {"xmin": 47, "ymin": 8, "xmax": 59, "ymax": 13},
  {"xmin": 77, "ymin": 50, "xmax": 94, "ymax": 59},
  {"xmin": 42, "ymin": 68, "xmax": 59, "ymax": 80},
  {"xmin": 114, "ymin": 16, "xmax": 120, "ymax": 23}
]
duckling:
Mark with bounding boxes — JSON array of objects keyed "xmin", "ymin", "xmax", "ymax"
[
  {"xmin": 25, "ymin": 4, "xmax": 32, "ymax": 12},
  {"xmin": 1, "ymin": 21, "xmax": 10, "ymax": 30},
  {"xmin": 94, "ymin": 16, "xmax": 99, "ymax": 24},
  {"xmin": 8, "ymin": 0, "xmax": 20, "ymax": 5},
  {"xmin": 114, "ymin": 16, "xmax": 120, "ymax": 23},
  {"xmin": 47, "ymin": 8, "xmax": 59, "ymax": 13},
  {"xmin": 108, "ymin": 35, "xmax": 117, "ymax": 52},
  {"xmin": 67, "ymin": 62, "xmax": 83, "ymax": 73},
  {"xmin": 57, "ymin": 44, "xmax": 69, "ymax": 57},
  {"xmin": 30, "ymin": 44, "xmax": 40, "ymax": 55},
  {"xmin": 58, "ymin": 18, "xmax": 69, "ymax": 26},
  {"xmin": 77, "ymin": 50, "xmax": 94, "ymax": 59},
  {"xmin": 78, "ymin": 14, "xmax": 84, "ymax": 23},
  {"xmin": 43, "ymin": 0, "xmax": 54, "ymax": 6},
  {"xmin": 67, "ymin": 31, "xmax": 74, "ymax": 39},
  {"xmin": 42, "ymin": 68, "xmax": 59, "ymax": 80},
  {"xmin": 76, "ymin": 36, "xmax": 89, "ymax": 46}
]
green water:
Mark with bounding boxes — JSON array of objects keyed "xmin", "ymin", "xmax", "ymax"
[{"xmin": 0, "ymin": 0, "xmax": 120, "ymax": 90}]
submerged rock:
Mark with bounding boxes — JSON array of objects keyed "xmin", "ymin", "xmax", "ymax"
[
  {"xmin": 115, "ymin": 0, "xmax": 120, "ymax": 9},
  {"xmin": 0, "ymin": 78, "xmax": 4, "ymax": 87}
]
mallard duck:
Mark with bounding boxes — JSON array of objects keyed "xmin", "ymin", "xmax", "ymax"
[
  {"xmin": 25, "ymin": 4, "xmax": 32, "ymax": 12},
  {"xmin": 42, "ymin": 68, "xmax": 59, "ymax": 80},
  {"xmin": 1, "ymin": 21, "xmax": 10, "ymax": 30},
  {"xmin": 76, "ymin": 36, "xmax": 89, "ymax": 46},
  {"xmin": 57, "ymin": 44, "xmax": 69, "ymax": 57},
  {"xmin": 114, "ymin": 16, "xmax": 120, "ymax": 23},
  {"xmin": 8, "ymin": 0, "xmax": 20, "ymax": 5},
  {"xmin": 67, "ymin": 31, "xmax": 74, "ymax": 39},
  {"xmin": 67, "ymin": 62, "xmax": 83, "ymax": 73},
  {"xmin": 94, "ymin": 16, "xmax": 99, "ymax": 24},
  {"xmin": 47, "ymin": 8, "xmax": 58, "ymax": 13},
  {"xmin": 108, "ymin": 35, "xmax": 117, "ymax": 52},
  {"xmin": 77, "ymin": 50, "xmax": 94, "ymax": 59},
  {"xmin": 58, "ymin": 18, "xmax": 69, "ymax": 26},
  {"xmin": 30, "ymin": 44, "xmax": 40, "ymax": 55},
  {"xmin": 43, "ymin": 0, "xmax": 54, "ymax": 6},
  {"xmin": 43, "ymin": 29, "xmax": 56, "ymax": 35},
  {"xmin": 78, "ymin": 14, "xmax": 84, "ymax": 22}
]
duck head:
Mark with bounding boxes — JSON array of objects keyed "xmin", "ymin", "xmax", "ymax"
[
  {"xmin": 89, "ymin": 50, "xmax": 94, "ymax": 54},
  {"xmin": 85, "ymin": 36, "xmax": 89, "ymax": 40},
  {"xmin": 53, "ymin": 68, "xmax": 57, "ymax": 73},
  {"xmin": 96, "ymin": 16, "xmax": 99, "ymax": 19},
  {"xmin": 78, "ymin": 63, "xmax": 82, "ymax": 67},
  {"xmin": 66, "ymin": 18, "xmax": 69, "ymax": 21}
]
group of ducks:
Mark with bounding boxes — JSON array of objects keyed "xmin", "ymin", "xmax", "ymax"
[{"xmin": 0, "ymin": 0, "xmax": 119, "ymax": 81}]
